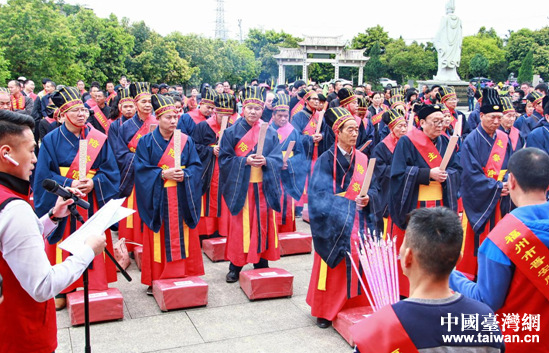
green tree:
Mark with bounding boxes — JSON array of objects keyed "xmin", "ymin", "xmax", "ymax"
[
  {"xmin": 364, "ymin": 42, "xmax": 385, "ymax": 89},
  {"xmin": 507, "ymin": 27, "xmax": 549, "ymax": 81},
  {"xmin": 470, "ymin": 53, "xmax": 489, "ymax": 77},
  {"xmin": 383, "ymin": 39, "xmax": 437, "ymax": 83},
  {"xmin": 0, "ymin": 48, "xmax": 10, "ymax": 85},
  {"xmin": 517, "ymin": 50, "xmax": 534, "ymax": 84},
  {"xmin": 0, "ymin": 0, "xmax": 83, "ymax": 83},
  {"xmin": 459, "ymin": 33, "xmax": 506, "ymax": 81},
  {"xmin": 351, "ymin": 25, "xmax": 391, "ymax": 53}
]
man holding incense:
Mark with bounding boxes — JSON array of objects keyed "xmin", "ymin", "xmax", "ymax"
[
  {"xmin": 389, "ymin": 103, "xmax": 462, "ymax": 296},
  {"xmin": 218, "ymin": 86, "xmax": 283, "ymax": 283},
  {"xmin": 134, "ymin": 94, "xmax": 204, "ymax": 295},
  {"xmin": 306, "ymin": 107, "xmax": 377, "ymax": 329},
  {"xmin": 351, "ymin": 207, "xmax": 504, "ymax": 352}
]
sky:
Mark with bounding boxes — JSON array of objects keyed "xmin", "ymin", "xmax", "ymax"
[{"xmin": 2, "ymin": 0, "xmax": 549, "ymax": 42}]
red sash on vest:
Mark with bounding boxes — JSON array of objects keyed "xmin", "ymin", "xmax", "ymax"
[
  {"xmin": 188, "ymin": 109, "xmax": 207, "ymax": 124},
  {"xmin": 489, "ymin": 214, "xmax": 549, "ymax": 300},
  {"xmin": 382, "ymin": 133, "xmax": 398, "ymax": 154},
  {"xmin": 88, "ymin": 100, "xmax": 111, "ymax": 134},
  {"xmin": 290, "ymin": 100, "xmax": 305, "ymax": 117},
  {"xmin": 303, "ymin": 113, "xmax": 318, "ymax": 136},
  {"xmin": 276, "ymin": 123, "xmax": 294, "ymax": 143},
  {"xmin": 484, "ymin": 130, "xmax": 508, "ymax": 180},
  {"xmin": 407, "ymin": 128, "xmax": 442, "ymax": 169},
  {"xmin": 235, "ymin": 122, "xmax": 261, "ymax": 157},
  {"xmin": 45, "ymin": 117, "xmax": 55, "ymax": 124},
  {"xmin": 351, "ymin": 305, "xmax": 419, "ymax": 353},
  {"xmin": 106, "ymin": 91, "xmax": 117, "ymax": 104},
  {"xmin": 0, "ymin": 185, "xmax": 57, "ymax": 353},
  {"xmin": 371, "ymin": 107, "xmax": 386, "ymax": 125},
  {"xmin": 509, "ymin": 127, "xmax": 520, "ymax": 151},
  {"xmin": 341, "ymin": 151, "xmax": 369, "ymax": 201},
  {"xmin": 10, "ymin": 95, "xmax": 24, "ymax": 110},
  {"xmin": 206, "ymin": 116, "xmax": 221, "ymax": 138},
  {"xmin": 65, "ymin": 127, "xmax": 107, "ymax": 180},
  {"xmin": 127, "ymin": 115, "xmax": 156, "ymax": 153},
  {"xmin": 157, "ymin": 133, "xmax": 189, "ymax": 262}
]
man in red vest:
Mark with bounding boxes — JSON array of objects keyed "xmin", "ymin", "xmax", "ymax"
[
  {"xmin": 351, "ymin": 207, "xmax": 504, "ymax": 353},
  {"xmin": 451, "ymin": 147, "xmax": 549, "ymax": 353},
  {"xmin": 0, "ymin": 109, "xmax": 106, "ymax": 353}
]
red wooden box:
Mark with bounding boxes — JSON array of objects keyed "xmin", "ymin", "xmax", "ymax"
[
  {"xmin": 66, "ymin": 288, "xmax": 124, "ymax": 326},
  {"xmin": 239, "ymin": 268, "xmax": 293, "ymax": 300},
  {"xmin": 333, "ymin": 306, "xmax": 374, "ymax": 346},
  {"xmin": 302, "ymin": 209, "xmax": 310, "ymax": 223},
  {"xmin": 202, "ymin": 237, "xmax": 227, "ymax": 262},
  {"xmin": 153, "ymin": 277, "xmax": 208, "ymax": 311},
  {"xmin": 279, "ymin": 232, "xmax": 312, "ymax": 256},
  {"xmin": 134, "ymin": 245, "xmax": 143, "ymax": 271}
]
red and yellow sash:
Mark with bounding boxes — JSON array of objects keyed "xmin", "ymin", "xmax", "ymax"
[
  {"xmin": 490, "ymin": 214, "xmax": 549, "ymax": 300},
  {"xmin": 188, "ymin": 109, "xmax": 207, "ymax": 125},
  {"xmin": 276, "ymin": 123, "xmax": 294, "ymax": 143},
  {"xmin": 484, "ymin": 130, "xmax": 508, "ymax": 180},
  {"xmin": 10, "ymin": 95, "xmax": 24, "ymax": 110},
  {"xmin": 127, "ymin": 115, "xmax": 156, "ymax": 153},
  {"xmin": 88, "ymin": 101, "xmax": 111, "ymax": 134},
  {"xmin": 235, "ymin": 122, "xmax": 261, "ymax": 157},
  {"xmin": 370, "ymin": 106, "xmax": 386, "ymax": 125},
  {"xmin": 106, "ymin": 91, "xmax": 117, "ymax": 105},
  {"xmin": 351, "ymin": 305, "xmax": 419, "ymax": 353},
  {"xmin": 65, "ymin": 127, "xmax": 106, "ymax": 180},
  {"xmin": 337, "ymin": 151, "xmax": 369, "ymax": 201},
  {"xmin": 157, "ymin": 133, "xmax": 189, "ymax": 262},
  {"xmin": 509, "ymin": 127, "xmax": 520, "ymax": 151},
  {"xmin": 290, "ymin": 100, "xmax": 305, "ymax": 117},
  {"xmin": 407, "ymin": 128, "xmax": 442, "ymax": 169},
  {"xmin": 206, "ymin": 116, "xmax": 221, "ymax": 138},
  {"xmin": 302, "ymin": 113, "xmax": 318, "ymax": 136}
]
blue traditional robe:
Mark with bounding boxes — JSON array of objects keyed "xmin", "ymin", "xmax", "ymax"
[
  {"xmin": 176, "ymin": 112, "xmax": 202, "ymax": 137},
  {"xmin": 389, "ymin": 131, "xmax": 462, "ymax": 230},
  {"xmin": 526, "ymin": 118, "xmax": 549, "ymax": 154}
]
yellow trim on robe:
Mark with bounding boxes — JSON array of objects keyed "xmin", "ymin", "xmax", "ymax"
[
  {"xmin": 498, "ymin": 169, "xmax": 507, "ymax": 182},
  {"xmin": 59, "ymin": 166, "xmax": 96, "ymax": 179},
  {"xmin": 127, "ymin": 188, "xmax": 135, "ymax": 228},
  {"xmin": 291, "ymin": 198, "xmax": 295, "ymax": 221},
  {"xmin": 318, "ymin": 259, "xmax": 328, "ymax": 291},
  {"xmin": 418, "ymin": 181, "xmax": 443, "ymax": 202},
  {"xmin": 249, "ymin": 166, "xmax": 263, "ymax": 183},
  {"xmin": 273, "ymin": 210, "xmax": 278, "ymax": 248},
  {"xmin": 461, "ymin": 210, "xmax": 468, "ymax": 253},
  {"xmin": 184, "ymin": 223, "xmax": 190, "ymax": 257},
  {"xmin": 383, "ymin": 217, "xmax": 388, "ymax": 240},
  {"xmin": 56, "ymin": 239, "xmax": 63, "ymax": 264},
  {"xmin": 154, "ymin": 231, "xmax": 162, "ymax": 263},
  {"xmin": 243, "ymin": 195, "xmax": 250, "ymax": 253}
]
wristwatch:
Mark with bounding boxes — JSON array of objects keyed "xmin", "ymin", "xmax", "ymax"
[{"xmin": 48, "ymin": 208, "xmax": 64, "ymax": 223}]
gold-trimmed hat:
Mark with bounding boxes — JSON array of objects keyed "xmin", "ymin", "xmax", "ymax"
[
  {"xmin": 325, "ymin": 107, "xmax": 355, "ymax": 133},
  {"xmin": 414, "ymin": 103, "xmax": 443, "ymax": 120},
  {"xmin": 130, "ymin": 82, "xmax": 151, "ymax": 102},
  {"xmin": 272, "ymin": 93, "xmax": 291, "ymax": 111},
  {"xmin": 337, "ymin": 87, "xmax": 357, "ymax": 106},
  {"xmin": 382, "ymin": 108, "xmax": 406, "ymax": 130},
  {"xmin": 118, "ymin": 87, "xmax": 134, "ymax": 105},
  {"xmin": 439, "ymin": 86, "xmax": 457, "ymax": 103},
  {"xmin": 526, "ymin": 91, "xmax": 543, "ymax": 105},
  {"xmin": 214, "ymin": 93, "xmax": 236, "ymax": 115},
  {"xmin": 0, "ymin": 87, "xmax": 8, "ymax": 96},
  {"xmin": 242, "ymin": 86, "xmax": 266, "ymax": 108},
  {"xmin": 358, "ymin": 96, "xmax": 369, "ymax": 114},
  {"xmin": 480, "ymin": 88, "xmax": 503, "ymax": 114},
  {"xmin": 51, "ymin": 86, "xmax": 84, "ymax": 114},
  {"xmin": 500, "ymin": 96, "xmax": 515, "ymax": 114},
  {"xmin": 201, "ymin": 88, "xmax": 217, "ymax": 107},
  {"xmin": 151, "ymin": 94, "xmax": 176, "ymax": 117},
  {"xmin": 390, "ymin": 87, "xmax": 405, "ymax": 98},
  {"xmin": 388, "ymin": 96, "xmax": 405, "ymax": 110}
]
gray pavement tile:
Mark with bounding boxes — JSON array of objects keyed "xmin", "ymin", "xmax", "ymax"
[
  {"xmin": 148, "ymin": 325, "xmax": 350, "ymax": 353},
  {"xmin": 290, "ymin": 294, "xmax": 315, "ymax": 322},
  {"xmin": 186, "ymin": 298, "xmax": 314, "ymax": 342},
  {"xmin": 69, "ymin": 311, "xmax": 203, "ymax": 353},
  {"xmin": 56, "ymin": 328, "xmax": 72, "ymax": 353}
]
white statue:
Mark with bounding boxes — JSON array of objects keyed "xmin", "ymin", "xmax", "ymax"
[{"xmin": 434, "ymin": 0, "xmax": 463, "ymax": 81}]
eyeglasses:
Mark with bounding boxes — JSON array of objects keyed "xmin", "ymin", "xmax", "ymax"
[
  {"xmin": 309, "ymin": 98, "xmax": 319, "ymax": 101},
  {"xmin": 426, "ymin": 119, "xmax": 444, "ymax": 126}
]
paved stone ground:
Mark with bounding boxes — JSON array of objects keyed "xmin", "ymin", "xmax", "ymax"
[{"xmin": 56, "ymin": 218, "xmax": 352, "ymax": 353}]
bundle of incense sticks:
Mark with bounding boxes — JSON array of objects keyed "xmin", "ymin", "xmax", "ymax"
[{"xmin": 347, "ymin": 232, "xmax": 400, "ymax": 312}]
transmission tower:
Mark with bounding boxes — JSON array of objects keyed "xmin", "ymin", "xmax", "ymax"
[{"xmin": 215, "ymin": 0, "xmax": 228, "ymax": 41}]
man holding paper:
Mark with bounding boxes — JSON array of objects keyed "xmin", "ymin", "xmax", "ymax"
[
  {"xmin": 134, "ymin": 94, "xmax": 204, "ymax": 295},
  {"xmin": 457, "ymin": 88, "xmax": 514, "ymax": 279},
  {"xmin": 33, "ymin": 86, "xmax": 120, "ymax": 309},
  {"xmin": 0, "ymin": 109, "xmax": 107, "ymax": 353},
  {"xmin": 192, "ymin": 92, "xmax": 236, "ymax": 238},
  {"xmin": 306, "ymin": 107, "xmax": 377, "ymax": 329},
  {"xmin": 219, "ymin": 86, "xmax": 283, "ymax": 283},
  {"xmin": 269, "ymin": 93, "xmax": 306, "ymax": 232}
]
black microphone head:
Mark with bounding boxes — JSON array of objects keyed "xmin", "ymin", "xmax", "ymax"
[{"xmin": 42, "ymin": 179, "xmax": 59, "ymax": 192}]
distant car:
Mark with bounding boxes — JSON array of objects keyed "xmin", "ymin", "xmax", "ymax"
[
  {"xmin": 379, "ymin": 78, "xmax": 398, "ymax": 89},
  {"xmin": 469, "ymin": 77, "xmax": 493, "ymax": 88}
]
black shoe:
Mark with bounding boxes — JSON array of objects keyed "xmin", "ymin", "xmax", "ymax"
[
  {"xmin": 226, "ymin": 270, "xmax": 239, "ymax": 283},
  {"xmin": 146, "ymin": 286, "xmax": 153, "ymax": 296},
  {"xmin": 316, "ymin": 317, "xmax": 332, "ymax": 329}
]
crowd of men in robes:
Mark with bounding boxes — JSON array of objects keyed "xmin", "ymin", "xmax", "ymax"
[{"xmin": 1, "ymin": 75, "xmax": 548, "ymax": 352}]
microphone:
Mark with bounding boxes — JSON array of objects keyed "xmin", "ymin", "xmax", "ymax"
[{"xmin": 42, "ymin": 179, "xmax": 90, "ymax": 210}]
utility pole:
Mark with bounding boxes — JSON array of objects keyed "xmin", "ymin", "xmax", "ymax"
[{"xmin": 238, "ymin": 19, "xmax": 243, "ymax": 43}]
